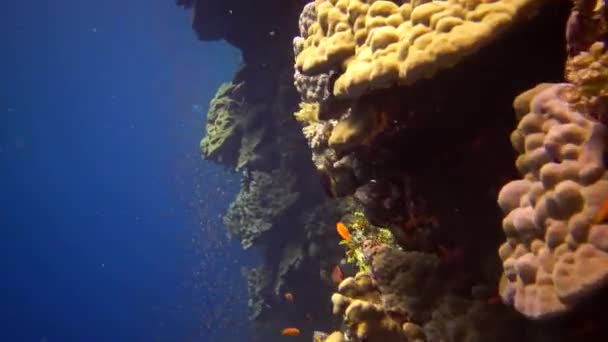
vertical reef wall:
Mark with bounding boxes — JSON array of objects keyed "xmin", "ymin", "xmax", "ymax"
[{"xmin": 178, "ymin": 0, "xmax": 608, "ymax": 341}]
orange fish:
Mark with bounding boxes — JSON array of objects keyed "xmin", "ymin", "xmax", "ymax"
[
  {"xmin": 593, "ymin": 197, "xmax": 608, "ymax": 224},
  {"xmin": 281, "ymin": 327, "xmax": 300, "ymax": 336},
  {"xmin": 284, "ymin": 292, "xmax": 294, "ymax": 302},
  {"xmin": 331, "ymin": 265, "xmax": 344, "ymax": 285},
  {"xmin": 336, "ymin": 222, "xmax": 351, "ymax": 241}
]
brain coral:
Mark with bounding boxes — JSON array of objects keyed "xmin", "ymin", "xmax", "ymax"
[
  {"xmin": 294, "ymin": 0, "xmax": 547, "ymax": 99},
  {"xmin": 497, "ymin": 83, "xmax": 608, "ymax": 319}
]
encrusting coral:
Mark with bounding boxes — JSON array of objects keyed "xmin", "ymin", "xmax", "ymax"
[
  {"xmin": 294, "ymin": 0, "xmax": 549, "ymax": 99},
  {"xmin": 497, "ymin": 83, "xmax": 608, "ymax": 319}
]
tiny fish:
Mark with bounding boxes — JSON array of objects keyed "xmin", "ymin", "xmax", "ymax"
[
  {"xmin": 281, "ymin": 327, "xmax": 300, "ymax": 336},
  {"xmin": 284, "ymin": 292, "xmax": 294, "ymax": 302},
  {"xmin": 336, "ymin": 222, "xmax": 351, "ymax": 241}
]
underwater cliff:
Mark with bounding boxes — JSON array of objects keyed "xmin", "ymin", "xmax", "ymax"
[{"xmin": 178, "ymin": 0, "xmax": 608, "ymax": 341}]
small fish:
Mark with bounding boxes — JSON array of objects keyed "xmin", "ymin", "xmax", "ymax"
[
  {"xmin": 593, "ymin": 197, "xmax": 608, "ymax": 224},
  {"xmin": 281, "ymin": 327, "xmax": 300, "ymax": 336},
  {"xmin": 331, "ymin": 265, "xmax": 344, "ymax": 285},
  {"xmin": 284, "ymin": 292, "xmax": 294, "ymax": 302},
  {"xmin": 336, "ymin": 222, "xmax": 351, "ymax": 241}
]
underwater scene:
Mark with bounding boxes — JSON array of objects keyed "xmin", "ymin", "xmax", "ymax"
[{"xmin": 4, "ymin": 0, "xmax": 608, "ymax": 341}]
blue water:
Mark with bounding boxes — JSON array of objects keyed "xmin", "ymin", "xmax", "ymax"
[{"xmin": 1, "ymin": 1, "xmax": 251, "ymax": 341}]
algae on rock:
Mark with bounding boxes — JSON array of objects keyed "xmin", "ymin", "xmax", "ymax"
[
  {"xmin": 223, "ymin": 169, "xmax": 299, "ymax": 249},
  {"xmin": 242, "ymin": 266, "xmax": 273, "ymax": 320},
  {"xmin": 200, "ymin": 81, "xmax": 266, "ymax": 169}
]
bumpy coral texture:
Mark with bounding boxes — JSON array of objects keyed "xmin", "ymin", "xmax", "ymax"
[
  {"xmin": 294, "ymin": 0, "xmax": 547, "ymax": 99},
  {"xmin": 293, "ymin": 3, "xmax": 338, "ymax": 103},
  {"xmin": 497, "ymin": 83, "xmax": 608, "ymax": 319},
  {"xmin": 331, "ymin": 272, "xmax": 406, "ymax": 341}
]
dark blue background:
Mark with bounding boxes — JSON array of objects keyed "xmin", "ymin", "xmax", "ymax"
[{"xmin": 1, "ymin": 1, "xmax": 250, "ymax": 340}]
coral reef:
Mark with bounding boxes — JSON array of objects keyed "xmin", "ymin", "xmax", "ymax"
[
  {"xmin": 331, "ymin": 251, "xmax": 520, "ymax": 342},
  {"xmin": 566, "ymin": 41, "xmax": 608, "ymax": 123},
  {"xmin": 295, "ymin": 0, "xmax": 549, "ymax": 99},
  {"xmin": 498, "ymin": 83, "xmax": 608, "ymax": 319},
  {"xmin": 496, "ymin": 0, "xmax": 608, "ymax": 320},
  {"xmin": 179, "ymin": 0, "xmax": 608, "ymax": 340},
  {"xmin": 290, "ymin": 0, "xmax": 569, "ymax": 212},
  {"xmin": 370, "ymin": 248, "xmax": 442, "ymax": 323},
  {"xmin": 331, "ymin": 272, "xmax": 407, "ymax": 341},
  {"xmin": 179, "ymin": 1, "xmax": 351, "ymax": 338}
]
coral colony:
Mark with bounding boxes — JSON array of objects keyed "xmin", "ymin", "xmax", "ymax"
[{"xmin": 179, "ymin": 0, "xmax": 608, "ymax": 340}]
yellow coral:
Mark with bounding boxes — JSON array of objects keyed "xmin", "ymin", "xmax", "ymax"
[
  {"xmin": 565, "ymin": 42, "xmax": 608, "ymax": 114},
  {"xmin": 328, "ymin": 102, "xmax": 389, "ymax": 147},
  {"xmin": 331, "ymin": 273, "xmax": 406, "ymax": 341},
  {"xmin": 324, "ymin": 331, "xmax": 347, "ymax": 342},
  {"xmin": 296, "ymin": 0, "xmax": 548, "ymax": 99},
  {"xmin": 294, "ymin": 102, "xmax": 321, "ymax": 124}
]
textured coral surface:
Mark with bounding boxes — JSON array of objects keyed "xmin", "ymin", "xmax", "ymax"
[
  {"xmin": 498, "ymin": 83, "xmax": 608, "ymax": 319},
  {"xmin": 295, "ymin": 0, "xmax": 548, "ymax": 99}
]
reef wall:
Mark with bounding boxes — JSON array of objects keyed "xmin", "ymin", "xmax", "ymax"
[
  {"xmin": 179, "ymin": 0, "xmax": 608, "ymax": 341},
  {"xmin": 177, "ymin": 0, "xmax": 351, "ymax": 340}
]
